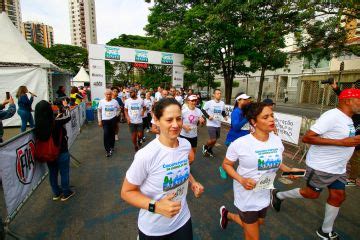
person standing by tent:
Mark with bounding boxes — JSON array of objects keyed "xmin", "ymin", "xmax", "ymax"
[
  {"xmin": 70, "ymin": 86, "xmax": 83, "ymax": 106},
  {"xmin": 34, "ymin": 100, "xmax": 75, "ymax": 201},
  {"xmin": 16, "ymin": 86, "xmax": 35, "ymax": 132},
  {"xmin": 0, "ymin": 95, "xmax": 16, "ymax": 143},
  {"xmin": 56, "ymin": 86, "xmax": 67, "ymax": 98}
]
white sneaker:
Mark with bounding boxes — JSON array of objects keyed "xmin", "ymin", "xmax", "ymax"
[{"xmin": 115, "ymin": 135, "xmax": 119, "ymax": 141}]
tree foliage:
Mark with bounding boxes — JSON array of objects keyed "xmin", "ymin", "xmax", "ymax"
[
  {"xmin": 31, "ymin": 43, "xmax": 88, "ymax": 74},
  {"xmin": 145, "ymin": 0, "xmax": 359, "ymax": 103}
]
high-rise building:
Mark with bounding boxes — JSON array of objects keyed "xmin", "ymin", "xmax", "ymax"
[
  {"xmin": 68, "ymin": 0, "xmax": 97, "ymax": 48},
  {"xmin": 21, "ymin": 21, "xmax": 54, "ymax": 48},
  {"xmin": 0, "ymin": 0, "xmax": 22, "ymax": 29}
]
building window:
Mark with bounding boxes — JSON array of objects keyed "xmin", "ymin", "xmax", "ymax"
[{"xmin": 289, "ymin": 77, "xmax": 298, "ymax": 87}]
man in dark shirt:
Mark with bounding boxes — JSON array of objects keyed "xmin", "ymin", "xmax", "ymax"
[{"xmin": 331, "ymin": 79, "xmax": 360, "ymax": 186}]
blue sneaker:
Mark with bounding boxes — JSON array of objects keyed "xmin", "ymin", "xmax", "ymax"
[{"xmin": 219, "ymin": 166, "xmax": 227, "ymax": 179}]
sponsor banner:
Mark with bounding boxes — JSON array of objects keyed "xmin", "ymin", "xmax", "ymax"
[
  {"xmin": 172, "ymin": 66, "xmax": 184, "ymax": 89},
  {"xmin": 89, "ymin": 59, "xmax": 106, "ymax": 101},
  {"xmin": 0, "ymin": 132, "xmax": 47, "ymax": 216},
  {"xmin": 88, "ymin": 44, "xmax": 184, "ymax": 66},
  {"xmin": 66, "ymin": 106, "xmax": 81, "ymax": 147},
  {"xmin": 274, "ymin": 112, "xmax": 302, "ymax": 145}
]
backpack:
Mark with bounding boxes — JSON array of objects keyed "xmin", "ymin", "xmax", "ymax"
[{"xmin": 35, "ymin": 129, "xmax": 62, "ymax": 162}]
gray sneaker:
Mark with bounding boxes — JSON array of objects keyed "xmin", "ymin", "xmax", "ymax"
[{"xmin": 316, "ymin": 227, "xmax": 339, "ymax": 239}]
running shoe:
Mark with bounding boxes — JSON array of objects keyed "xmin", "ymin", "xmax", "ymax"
[
  {"xmin": 208, "ymin": 148, "xmax": 214, "ymax": 157},
  {"xmin": 115, "ymin": 135, "xmax": 119, "ymax": 141},
  {"xmin": 219, "ymin": 166, "xmax": 227, "ymax": 179},
  {"xmin": 316, "ymin": 227, "xmax": 339, "ymax": 240},
  {"xmin": 106, "ymin": 151, "xmax": 111, "ymax": 157},
  {"xmin": 346, "ymin": 179, "xmax": 356, "ymax": 187},
  {"xmin": 202, "ymin": 145, "xmax": 208, "ymax": 156},
  {"xmin": 142, "ymin": 136, "xmax": 146, "ymax": 142},
  {"xmin": 138, "ymin": 139, "xmax": 143, "ymax": 147},
  {"xmin": 109, "ymin": 149, "xmax": 114, "ymax": 156},
  {"xmin": 271, "ymin": 189, "xmax": 282, "ymax": 212},
  {"xmin": 52, "ymin": 194, "xmax": 62, "ymax": 201},
  {"xmin": 61, "ymin": 191, "xmax": 75, "ymax": 202},
  {"xmin": 219, "ymin": 206, "xmax": 229, "ymax": 230}
]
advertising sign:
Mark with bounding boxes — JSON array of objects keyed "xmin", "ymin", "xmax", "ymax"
[
  {"xmin": 89, "ymin": 59, "xmax": 106, "ymax": 101},
  {"xmin": 172, "ymin": 66, "xmax": 184, "ymax": 89},
  {"xmin": 135, "ymin": 50, "xmax": 149, "ymax": 62},
  {"xmin": 105, "ymin": 46, "xmax": 121, "ymax": 60},
  {"xmin": 161, "ymin": 53, "xmax": 174, "ymax": 64},
  {"xmin": 274, "ymin": 112, "xmax": 302, "ymax": 145}
]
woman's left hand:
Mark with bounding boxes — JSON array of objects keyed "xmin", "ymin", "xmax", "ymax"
[{"xmin": 191, "ymin": 181, "xmax": 204, "ymax": 198}]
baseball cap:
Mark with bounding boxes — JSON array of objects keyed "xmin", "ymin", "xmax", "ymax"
[
  {"xmin": 188, "ymin": 95, "xmax": 198, "ymax": 101},
  {"xmin": 263, "ymin": 98, "xmax": 275, "ymax": 105},
  {"xmin": 338, "ymin": 88, "xmax": 360, "ymax": 100},
  {"xmin": 235, "ymin": 94, "xmax": 251, "ymax": 101}
]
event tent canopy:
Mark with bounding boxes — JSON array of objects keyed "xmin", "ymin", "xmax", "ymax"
[
  {"xmin": 73, "ymin": 66, "xmax": 90, "ymax": 84},
  {"xmin": 0, "ymin": 12, "xmax": 55, "ymax": 68}
]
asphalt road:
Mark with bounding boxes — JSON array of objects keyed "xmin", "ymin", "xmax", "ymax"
[{"xmin": 2, "ymin": 121, "xmax": 359, "ymax": 239}]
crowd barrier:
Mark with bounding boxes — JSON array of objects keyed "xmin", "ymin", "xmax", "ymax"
[{"xmin": 0, "ymin": 102, "xmax": 87, "ymax": 235}]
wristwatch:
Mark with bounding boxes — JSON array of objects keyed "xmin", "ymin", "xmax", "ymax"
[{"xmin": 148, "ymin": 199, "xmax": 156, "ymax": 213}]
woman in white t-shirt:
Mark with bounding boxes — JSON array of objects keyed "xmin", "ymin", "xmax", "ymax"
[
  {"xmin": 180, "ymin": 95, "xmax": 205, "ymax": 164},
  {"xmin": 121, "ymin": 98, "xmax": 204, "ymax": 240},
  {"xmin": 218, "ymin": 102, "xmax": 303, "ymax": 240}
]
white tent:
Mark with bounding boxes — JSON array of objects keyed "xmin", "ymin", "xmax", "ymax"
[
  {"xmin": 0, "ymin": 12, "xmax": 70, "ymax": 127},
  {"xmin": 72, "ymin": 66, "xmax": 90, "ymax": 87}
]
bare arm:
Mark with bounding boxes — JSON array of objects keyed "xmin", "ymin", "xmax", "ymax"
[
  {"xmin": 222, "ymin": 158, "xmax": 256, "ymax": 190},
  {"xmin": 302, "ymin": 130, "xmax": 360, "ymax": 147},
  {"xmin": 120, "ymin": 178, "xmax": 181, "ymax": 218},
  {"xmin": 124, "ymin": 108, "xmax": 130, "ymax": 124}
]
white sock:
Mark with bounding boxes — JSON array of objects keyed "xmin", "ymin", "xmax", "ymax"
[
  {"xmin": 322, "ymin": 203, "xmax": 339, "ymax": 233},
  {"xmin": 276, "ymin": 188, "xmax": 303, "ymax": 200}
]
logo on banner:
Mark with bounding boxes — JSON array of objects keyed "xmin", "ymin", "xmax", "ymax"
[
  {"xmin": 105, "ymin": 46, "xmax": 121, "ymax": 60},
  {"xmin": 135, "ymin": 50, "xmax": 149, "ymax": 62},
  {"xmin": 161, "ymin": 53, "xmax": 174, "ymax": 64},
  {"xmin": 71, "ymin": 110, "xmax": 78, "ymax": 130},
  {"xmin": 16, "ymin": 140, "xmax": 36, "ymax": 185}
]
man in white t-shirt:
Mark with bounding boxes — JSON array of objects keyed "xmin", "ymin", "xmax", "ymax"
[
  {"xmin": 97, "ymin": 89, "xmax": 120, "ymax": 157},
  {"xmin": 124, "ymin": 87, "xmax": 146, "ymax": 152},
  {"xmin": 154, "ymin": 86, "xmax": 163, "ymax": 102},
  {"xmin": 271, "ymin": 89, "xmax": 360, "ymax": 240},
  {"xmin": 202, "ymin": 89, "xmax": 227, "ymax": 157}
]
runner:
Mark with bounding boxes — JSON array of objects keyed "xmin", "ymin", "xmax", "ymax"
[
  {"xmin": 271, "ymin": 89, "xmax": 360, "ymax": 240},
  {"xmin": 97, "ymin": 89, "xmax": 120, "ymax": 157},
  {"xmin": 175, "ymin": 90, "xmax": 184, "ymax": 105},
  {"xmin": 154, "ymin": 86, "xmax": 163, "ymax": 102},
  {"xmin": 143, "ymin": 91, "xmax": 154, "ymax": 133},
  {"xmin": 111, "ymin": 87, "xmax": 124, "ymax": 141},
  {"xmin": 124, "ymin": 87, "xmax": 146, "ymax": 152},
  {"xmin": 225, "ymin": 93, "xmax": 252, "ymax": 146},
  {"xmin": 219, "ymin": 102, "xmax": 303, "ymax": 240},
  {"xmin": 180, "ymin": 95, "xmax": 205, "ymax": 164},
  {"xmin": 120, "ymin": 98, "xmax": 204, "ymax": 240},
  {"xmin": 202, "ymin": 89, "xmax": 227, "ymax": 157}
]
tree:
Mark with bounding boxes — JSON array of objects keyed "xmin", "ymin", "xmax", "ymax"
[{"xmin": 31, "ymin": 43, "xmax": 88, "ymax": 74}]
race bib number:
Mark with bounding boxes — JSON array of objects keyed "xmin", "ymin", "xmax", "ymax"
[
  {"xmin": 213, "ymin": 114, "xmax": 223, "ymax": 121},
  {"xmin": 131, "ymin": 110, "xmax": 138, "ymax": 116},
  {"xmin": 168, "ymin": 180, "xmax": 189, "ymax": 202},
  {"xmin": 105, "ymin": 110, "xmax": 112, "ymax": 117},
  {"xmin": 253, "ymin": 172, "xmax": 276, "ymax": 192}
]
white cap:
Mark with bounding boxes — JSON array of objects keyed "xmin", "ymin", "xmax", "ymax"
[
  {"xmin": 235, "ymin": 94, "xmax": 251, "ymax": 101},
  {"xmin": 188, "ymin": 95, "xmax": 198, "ymax": 101}
]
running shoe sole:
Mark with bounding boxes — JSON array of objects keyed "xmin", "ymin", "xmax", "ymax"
[
  {"xmin": 219, "ymin": 205, "xmax": 228, "ymax": 230},
  {"xmin": 61, "ymin": 191, "xmax": 75, "ymax": 201},
  {"xmin": 316, "ymin": 228, "xmax": 339, "ymax": 239}
]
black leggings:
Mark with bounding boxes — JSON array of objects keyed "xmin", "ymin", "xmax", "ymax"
[
  {"xmin": 102, "ymin": 118, "xmax": 116, "ymax": 152},
  {"xmin": 138, "ymin": 218, "xmax": 193, "ymax": 240}
]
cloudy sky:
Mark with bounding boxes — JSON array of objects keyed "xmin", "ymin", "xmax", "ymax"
[{"xmin": 20, "ymin": 0, "xmax": 154, "ymax": 44}]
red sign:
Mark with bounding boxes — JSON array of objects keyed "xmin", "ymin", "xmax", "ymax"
[{"xmin": 133, "ymin": 63, "xmax": 148, "ymax": 69}]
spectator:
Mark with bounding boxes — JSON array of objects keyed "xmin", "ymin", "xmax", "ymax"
[
  {"xmin": 34, "ymin": 100, "xmax": 75, "ymax": 201},
  {"xmin": 16, "ymin": 86, "xmax": 35, "ymax": 132},
  {"xmin": 56, "ymin": 86, "xmax": 66, "ymax": 98},
  {"xmin": 70, "ymin": 86, "xmax": 83, "ymax": 106},
  {"xmin": 0, "ymin": 95, "xmax": 16, "ymax": 143}
]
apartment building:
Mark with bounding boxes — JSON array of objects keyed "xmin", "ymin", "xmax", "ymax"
[
  {"xmin": 0, "ymin": 0, "xmax": 21, "ymax": 29},
  {"xmin": 21, "ymin": 21, "xmax": 54, "ymax": 48},
  {"xmin": 68, "ymin": 0, "xmax": 97, "ymax": 48}
]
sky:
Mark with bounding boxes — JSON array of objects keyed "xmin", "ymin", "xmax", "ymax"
[{"xmin": 20, "ymin": 0, "xmax": 154, "ymax": 44}]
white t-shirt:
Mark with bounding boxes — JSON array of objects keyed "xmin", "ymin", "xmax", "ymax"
[
  {"xmin": 155, "ymin": 91, "xmax": 162, "ymax": 101},
  {"xmin": 203, "ymin": 100, "xmax": 225, "ymax": 127},
  {"xmin": 180, "ymin": 107, "xmax": 203, "ymax": 138},
  {"xmin": 98, "ymin": 99, "xmax": 120, "ymax": 120},
  {"xmin": 125, "ymin": 98, "xmax": 144, "ymax": 124},
  {"xmin": 126, "ymin": 138, "xmax": 191, "ymax": 236},
  {"xmin": 306, "ymin": 108, "xmax": 356, "ymax": 174},
  {"xmin": 175, "ymin": 96, "xmax": 183, "ymax": 105},
  {"xmin": 226, "ymin": 133, "xmax": 284, "ymax": 211},
  {"xmin": 144, "ymin": 98, "xmax": 153, "ymax": 116}
]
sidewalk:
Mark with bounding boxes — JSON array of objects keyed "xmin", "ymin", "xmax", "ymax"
[{"xmin": 3, "ymin": 121, "xmax": 359, "ymax": 239}]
